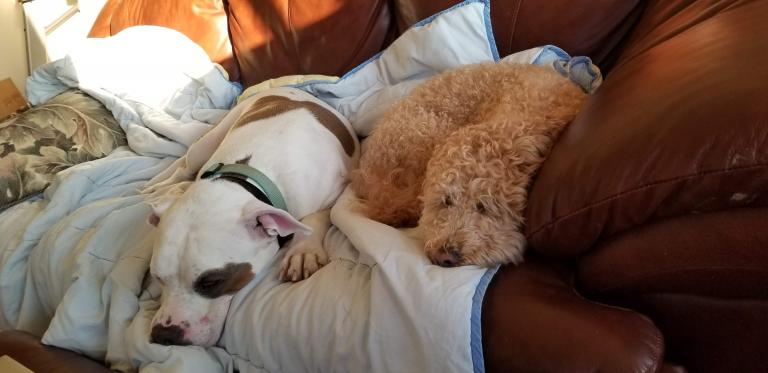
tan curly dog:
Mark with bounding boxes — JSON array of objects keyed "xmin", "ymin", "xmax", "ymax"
[{"xmin": 350, "ymin": 62, "xmax": 586, "ymax": 267}]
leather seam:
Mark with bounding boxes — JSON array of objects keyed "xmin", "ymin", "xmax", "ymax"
[
  {"xmin": 108, "ymin": 0, "xmax": 124, "ymax": 36},
  {"xmin": 226, "ymin": 1, "xmax": 244, "ymax": 72},
  {"xmin": 590, "ymin": 300, "xmax": 663, "ymax": 373},
  {"xmin": 343, "ymin": 0, "xmax": 386, "ymax": 73},
  {"xmin": 585, "ymin": 266, "xmax": 768, "ymax": 296},
  {"xmin": 527, "ymin": 162, "xmax": 768, "ymax": 240},
  {"xmin": 632, "ymin": 292, "xmax": 768, "ymax": 303},
  {"xmin": 287, "ymin": 0, "xmax": 301, "ymax": 66},
  {"xmin": 642, "ymin": 326, "xmax": 663, "ymax": 373},
  {"xmin": 569, "ymin": 283, "xmax": 664, "ymax": 373},
  {"xmin": 506, "ymin": 0, "xmax": 523, "ymax": 53}
]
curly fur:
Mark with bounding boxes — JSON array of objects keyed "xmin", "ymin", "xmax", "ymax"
[{"xmin": 350, "ymin": 62, "xmax": 586, "ymax": 267}]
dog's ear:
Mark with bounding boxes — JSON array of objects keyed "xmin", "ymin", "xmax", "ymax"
[
  {"xmin": 243, "ymin": 200, "xmax": 311, "ymax": 238},
  {"xmin": 144, "ymin": 181, "xmax": 192, "ymax": 227}
]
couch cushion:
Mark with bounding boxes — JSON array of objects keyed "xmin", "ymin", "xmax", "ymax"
[
  {"xmin": 88, "ymin": 0, "xmax": 239, "ymax": 81},
  {"xmin": 225, "ymin": 0, "xmax": 392, "ymax": 88},
  {"xmin": 525, "ymin": 0, "xmax": 768, "ymax": 257},
  {"xmin": 393, "ymin": 0, "xmax": 642, "ymax": 67},
  {"xmin": 578, "ymin": 207, "xmax": 768, "ymax": 299}
]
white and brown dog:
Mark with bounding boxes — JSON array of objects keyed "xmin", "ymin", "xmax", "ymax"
[{"xmin": 142, "ymin": 88, "xmax": 359, "ymax": 346}]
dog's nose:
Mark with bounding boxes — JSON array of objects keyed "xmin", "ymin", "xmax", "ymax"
[
  {"xmin": 431, "ymin": 246, "xmax": 461, "ymax": 267},
  {"xmin": 150, "ymin": 324, "xmax": 189, "ymax": 346}
]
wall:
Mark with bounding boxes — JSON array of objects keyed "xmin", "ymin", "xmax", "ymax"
[
  {"xmin": 0, "ymin": 0, "xmax": 107, "ymax": 97},
  {"xmin": 0, "ymin": 0, "xmax": 29, "ymax": 95},
  {"xmin": 24, "ymin": 0, "xmax": 107, "ymax": 73}
]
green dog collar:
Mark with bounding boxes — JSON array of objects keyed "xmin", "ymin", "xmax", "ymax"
[{"xmin": 200, "ymin": 163, "xmax": 288, "ymax": 212}]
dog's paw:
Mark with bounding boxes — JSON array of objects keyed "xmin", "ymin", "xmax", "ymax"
[{"xmin": 278, "ymin": 241, "xmax": 329, "ymax": 282}]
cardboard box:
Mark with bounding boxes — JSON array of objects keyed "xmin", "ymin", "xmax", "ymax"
[
  {"xmin": 0, "ymin": 355, "xmax": 34, "ymax": 373},
  {"xmin": 0, "ymin": 78, "xmax": 29, "ymax": 121}
]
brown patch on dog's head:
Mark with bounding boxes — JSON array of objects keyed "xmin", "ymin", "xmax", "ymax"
[
  {"xmin": 235, "ymin": 95, "xmax": 356, "ymax": 156},
  {"xmin": 193, "ymin": 262, "xmax": 254, "ymax": 299}
]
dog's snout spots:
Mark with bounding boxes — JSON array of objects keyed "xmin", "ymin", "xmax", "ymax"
[
  {"xmin": 150, "ymin": 324, "xmax": 190, "ymax": 346},
  {"xmin": 164, "ymin": 316, "xmax": 171, "ymax": 326}
]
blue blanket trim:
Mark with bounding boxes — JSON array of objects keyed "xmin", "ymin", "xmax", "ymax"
[
  {"xmin": 470, "ymin": 265, "xmax": 499, "ymax": 373},
  {"xmin": 480, "ymin": 0, "xmax": 501, "ymax": 62},
  {"xmin": 339, "ymin": 51, "xmax": 384, "ymax": 80},
  {"xmin": 532, "ymin": 45, "xmax": 571, "ymax": 65}
]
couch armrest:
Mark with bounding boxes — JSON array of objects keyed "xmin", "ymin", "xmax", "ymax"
[
  {"xmin": 482, "ymin": 257, "xmax": 664, "ymax": 372},
  {"xmin": 0, "ymin": 330, "xmax": 110, "ymax": 373}
]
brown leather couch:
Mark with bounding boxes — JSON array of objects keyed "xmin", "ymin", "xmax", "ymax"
[{"xmin": 2, "ymin": 0, "xmax": 766, "ymax": 372}]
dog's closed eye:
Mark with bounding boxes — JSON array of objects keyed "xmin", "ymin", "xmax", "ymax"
[
  {"xmin": 197, "ymin": 276, "xmax": 226, "ymax": 291},
  {"xmin": 475, "ymin": 202, "xmax": 487, "ymax": 214},
  {"xmin": 194, "ymin": 273, "xmax": 229, "ymax": 298},
  {"xmin": 194, "ymin": 262, "xmax": 254, "ymax": 299},
  {"xmin": 442, "ymin": 195, "xmax": 453, "ymax": 207}
]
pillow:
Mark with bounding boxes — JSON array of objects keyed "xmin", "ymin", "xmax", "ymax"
[{"xmin": 0, "ymin": 89, "xmax": 126, "ymax": 209}]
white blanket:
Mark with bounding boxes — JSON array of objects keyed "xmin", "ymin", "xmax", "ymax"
[
  {"xmin": 26, "ymin": 26, "xmax": 242, "ymax": 158},
  {"xmin": 0, "ymin": 152, "xmax": 493, "ymax": 373}
]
